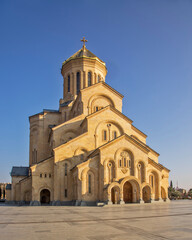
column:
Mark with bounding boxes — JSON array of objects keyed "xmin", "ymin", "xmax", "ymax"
[
  {"xmin": 73, "ymin": 73, "xmax": 76, "ymax": 96},
  {"xmin": 140, "ymin": 189, "xmax": 144, "ymax": 204},
  {"xmin": 84, "ymin": 71, "xmax": 87, "ymax": 87},
  {"xmin": 107, "ymin": 191, "xmax": 113, "ymax": 205},
  {"xmin": 120, "ymin": 189, "xmax": 125, "ymax": 204},
  {"xmin": 80, "ymin": 71, "xmax": 84, "ymax": 90}
]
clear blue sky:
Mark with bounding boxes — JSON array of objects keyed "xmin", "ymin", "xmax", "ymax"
[{"xmin": 0, "ymin": 0, "xmax": 192, "ymax": 190}]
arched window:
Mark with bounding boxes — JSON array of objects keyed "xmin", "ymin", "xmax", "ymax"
[
  {"xmin": 113, "ymin": 131, "xmax": 117, "ymax": 139},
  {"xmin": 88, "ymin": 72, "xmax": 92, "ymax": 86},
  {"xmin": 67, "ymin": 75, "xmax": 70, "ymax": 92},
  {"xmin": 64, "ymin": 189, "xmax": 67, "ymax": 198},
  {"xmin": 119, "ymin": 159, "xmax": 122, "ymax": 167},
  {"xmin": 98, "ymin": 75, "xmax": 101, "ymax": 82},
  {"xmin": 119, "ymin": 151, "xmax": 131, "ymax": 168},
  {"xmin": 76, "ymin": 72, "xmax": 80, "ymax": 94},
  {"xmin": 88, "ymin": 174, "xmax": 91, "ymax": 193},
  {"xmin": 32, "ymin": 149, "xmax": 37, "ymax": 164},
  {"xmin": 65, "ymin": 163, "xmax": 68, "ymax": 176},
  {"xmin": 150, "ymin": 175, "xmax": 154, "ymax": 188},
  {"xmin": 103, "ymin": 130, "xmax": 107, "ymax": 141},
  {"xmin": 108, "ymin": 162, "xmax": 115, "ymax": 183}
]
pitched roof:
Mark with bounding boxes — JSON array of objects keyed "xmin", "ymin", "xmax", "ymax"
[
  {"xmin": 29, "ymin": 109, "xmax": 60, "ymax": 119},
  {"xmin": 11, "ymin": 167, "xmax": 29, "ymax": 177},
  {"xmin": 88, "ymin": 133, "xmax": 150, "ymax": 158},
  {"xmin": 60, "ymin": 100, "xmax": 73, "ymax": 107},
  {"xmin": 148, "ymin": 158, "xmax": 170, "ymax": 172},
  {"xmin": 62, "ymin": 47, "xmax": 106, "ymax": 66}
]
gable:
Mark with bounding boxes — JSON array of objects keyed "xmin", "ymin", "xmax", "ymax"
[
  {"xmin": 80, "ymin": 82, "xmax": 123, "ymax": 114},
  {"xmin": 81, "ymin": 105, "xmax": 147, "ymax": 145}
]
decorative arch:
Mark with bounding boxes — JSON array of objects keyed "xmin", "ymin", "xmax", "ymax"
[
  {"xmin": 74, "ymin": 147, "xmax": 88, "ymax": 156},
  {"xmin": 60, "ymin": 129, "xmax": 78, "ymax": 144},
  {"xmin": 38, "ymin": 186, "xmax": 52, "ymax": 203},
  {"xmin": 114, "ymin": 148, "xmax": 134, "ymax": 176},
  {"xmin": 40, "ymin": 189, "xmax": 50, "ymax": 204},
  {"xmin": 141, "ymin": 183, "xmax": 152, "ymax": 203},
  {"xmin": 81, "ymin": 167, "xmax": 98, "ymax": 200},
  {"xmin": 148, "ymin": 170, "xmax": 160, "ymax": 200},
  {"xmin": 95, "ymin": 120, "xmax": 124, "ymax": 148},
  {"xmin": 74, "ymin": 147, "xmax": 88, "ymax": 161},
  {"xmin": 120, "ymin": 176, "xmax": 141, "ymax": 203},
  {"xmin": 87, "ymin": 71, "xmax": 92, "ymax": 86},
  {"xmin": 137, "ymin": 160, "xmax": 146, "ymax": 183},
  {"xmin": 161, "ymin": 186, "xmax": 167, "ymax": 201},
  {"xmin": 107, "ymin": 182, "xmax": 121, "ymax": 195},
  {"xmin": 88, "ymin": 94, "xmax": 115, "ymax": 114},
  {"xmin": 103, "ymin": 158, "xmax": 116, "ymax": 184}
]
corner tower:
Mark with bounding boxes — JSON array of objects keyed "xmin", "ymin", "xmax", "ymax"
[{"xmin": 61, "ymin": 38, "xmax": 107, "ymax": 101}]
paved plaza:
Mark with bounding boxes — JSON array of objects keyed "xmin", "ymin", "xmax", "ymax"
[{"xmin": 0, "ymin": 200, "xmax": 191, "ymax": 240}]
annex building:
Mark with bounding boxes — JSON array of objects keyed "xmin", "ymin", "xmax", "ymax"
[{"xmin": 7, "ymin": 39, "xmax": 170, "ymax": 206}]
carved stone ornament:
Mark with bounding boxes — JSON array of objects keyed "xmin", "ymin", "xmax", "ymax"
[
  {"xmin": 120, "ymin": 151, "xmax": 129, "ymax": 158},
  {"xmin": 121, "ymin": 168, "xmax": 128, "ymax": 174}
]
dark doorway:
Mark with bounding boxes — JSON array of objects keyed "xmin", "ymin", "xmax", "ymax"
[
  {"xmin": 123, "ymin": 181, "xmax": 133, "ymax": 203},
  {"xmin": 40, "ymin": 189, "xmax": 50, "ymax": 204}
]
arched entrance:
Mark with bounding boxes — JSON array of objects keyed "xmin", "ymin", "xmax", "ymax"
[
  {"xmin": 40, "ymin": 189, "xmax": 50, "ymax": 204},
  {"xmin": 111, "ymin": 187, "xmax": 120, "ymax": 204},
  {"xmin": 142, "ymin": 186, "xmax": 151, "ymax": 203},
  {"xmin": 123, "ymin": 182, "xmax": 133, "ymax": 203},
  {"xmin": 161, "ymin": 187, "xmax": 166, "ymax": 201}
]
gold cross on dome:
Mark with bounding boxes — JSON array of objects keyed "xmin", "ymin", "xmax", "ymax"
[{"xmin": 81, "ymin": 37, "xmax": 88, "ymax": 48}]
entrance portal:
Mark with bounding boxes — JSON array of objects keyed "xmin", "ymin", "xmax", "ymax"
[
  {"xmin": 111, "ymin": 187, "xmax": 120, "ymax": 204},
  {"xmin": 123, "ymin": 181, "xmax": 133, "ymax": 203},
  {"xmin": 40, "ymin": 189, "xmax": 50, "ymax": 204},
  {"xmin": 142, "ymin": 186, "xmax": 151, "ymax": 203}
]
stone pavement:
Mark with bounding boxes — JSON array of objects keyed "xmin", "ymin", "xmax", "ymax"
[{"xmin": 0, "ymin": 200, "xmax": 191, "ymax": 240}]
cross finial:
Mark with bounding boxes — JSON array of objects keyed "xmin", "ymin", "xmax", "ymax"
[{"xmin": 81, "ymin": 37, "xmax": 87, "ymax": 49}]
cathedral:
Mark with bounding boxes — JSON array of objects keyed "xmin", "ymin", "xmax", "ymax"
[{"xmin": 7, "ymin": 39, "xmax": 170, "ymax": 206}]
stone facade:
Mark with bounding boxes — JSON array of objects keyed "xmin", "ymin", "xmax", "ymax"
[{"xmin": 8, "ymin": 41, "xmax": 170, "ymax": 205}]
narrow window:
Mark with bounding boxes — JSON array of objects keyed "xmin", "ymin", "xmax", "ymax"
[
  {"xmin": 151, "ymin": 176, "xmax": 154, "ymax": 187},
  {"xmin": 35, "ymin": 149, "xmax": 37, "ymax": 163},
  {"xmin": 65, "ymin": 163, "xmax": 68, "ymax": 176},
  {"xmin": 45, "ymin": 173, "xmax": 47, "ymax": 178},
  {"xmin": 67, "ymin": 75, "xmax": 70, "ymax": 92},
  {"xmin": 76, "ymin": 72, "xmax": 80, "ymax": 94},
  {"xmin": 64, "ymin": 189, "xmax": 67, "ymax": 198},
  {"xmin": 49, "ymin": 174, "xmax": 51, "ymax": 178},
  {"xmin": 124, "ymin": 158, "xmax": 126, "ymax": 167},
  {"xmin": 40, "ymin": 173, "xmax": 42, "ymax": 178},
  {"xmin": 103, "ymin": 130, "xmax": 107, "ymax": 141},
  {"xmin": 95, "ymin": 106, "xmax": 99, "ymax": 112},
  {"xmin": 88, "ymin": 72, "xmax": 92, "ymax": 86},
  {"xmin": 88, "ymin": 175, "xmax": 91, "ymax": 193},
  {"xmin": 64, "ymin": 112, "xmax": 67, "ymax": 121},
  {"xmin": 32, "ymin": 150, "xmax": 34, "ymax": 163},
  {"xmin": 113, "ymin": 131, "xmax": 117, "ymax": 139},
  {"xmin": 119, "ymin": 159, "xmax": 122, "ymax": 167}
]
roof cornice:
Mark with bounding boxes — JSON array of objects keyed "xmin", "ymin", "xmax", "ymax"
[{"xmin": 80, "ymin": 82, "xmax": 124, "ymax": 99}]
